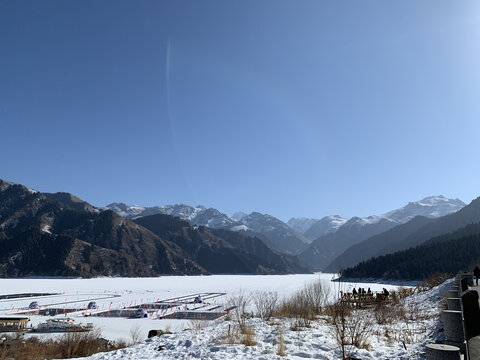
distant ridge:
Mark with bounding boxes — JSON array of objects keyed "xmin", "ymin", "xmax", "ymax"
[
  {"xmin": 343, "ymin": 222, "xmax": 480, "ymax": 280},
  {"xmin": 299, "ymin": 196, "xmax": 466, "ymax": 270},
  {"xmin": 106, "ymin": 203, "xmax": 310, "ymax": 255}
]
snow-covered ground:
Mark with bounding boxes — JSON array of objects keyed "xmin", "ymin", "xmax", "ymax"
[
  {"xmin": 0, "ymin": 274, "xmax": 447, "ymax": 359},
  {"xmin": 69, "ymin": 278, "xmax": 448, "ymax": 360},
  {"xmin": 0, "ymin": 274, "xmax": 403, "ymax": 341}
]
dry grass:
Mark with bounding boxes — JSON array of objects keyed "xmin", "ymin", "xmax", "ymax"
[
  {"xmin": 240, "ymin": 326, "xmax": 257, "ymax": 346},
  {"xmin": 0, "ymin": 329, "xmax": 126, "ymax": 360},
  {"xmin": 276, "ymin": 324, "xmax": 287, "ymax": 356},
  {"xmin": 275, "ymin": 278, "xmax": 331, "ymax": 329},
  {"xmin": 220, "ymin": 324, "xmax": 256, "ymax": 346},
  {"xmin": 419, "ymin": 273, "xmax": 451, "ymax": 291},
  {"xmin": 189, "ymin": 319, "xmax": 209, "ymax": 331}
]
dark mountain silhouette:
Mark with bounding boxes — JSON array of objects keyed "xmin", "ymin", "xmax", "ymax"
[
  {"xmin": 342, "ymin": 223, "xmax": 480, "ymax": 280},
  {"xmin": 0, "ymin": 179, "xmax": 308, "ymax": 277},
  {"xmin": 299, "ymin": 217, "xmax": 397, "ymax": 270},
  {"xmin": 133, "ymin": 214, "xmax": 310, "ymax": 274},
  {"xmin": 324, "ymin": 216, "xmax": 436, "ymax": 272}
]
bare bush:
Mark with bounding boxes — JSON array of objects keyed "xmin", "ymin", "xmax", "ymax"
[
  {"xmin": 373, "ymin": 300, "xmax": 406, "ymax": 325},
  {"xmin": 129, "ymin": 325, "xmax": 143, "ymax": 345},
  {"xmin": 329, "ymin": 299, "xmax": 373, "ymax": 359},
  {"xmin": 0, "ymin": 328, "xmax": 126, "ymax": 360},
  {"xmin": 253, "ymin": 291, "xmax": 278, "ymax": 321},
  {"xmin": 229, "ymin": 290, "xmax": 250, "ymax": 329},
  {"xmin": 419, "ymin": 273, "xmax": 451, "ymax": 291},
  {"xmin": 302, "ymin": 279, "xmax": 331, "ymax": 314},
  {"xmin": 275, "ymin": 278, "xmax": 331, "ymax": 328}
]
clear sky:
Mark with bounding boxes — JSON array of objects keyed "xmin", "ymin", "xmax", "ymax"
[{"xmin": 1, "ymin": 0, "xmax": 480, "ymax": 221}]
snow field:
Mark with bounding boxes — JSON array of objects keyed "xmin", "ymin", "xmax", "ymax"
[
  {"xmin": 0, "ymin": 274, "xmax": 446, "ymax": 359},
  {"xmin": 69, "ymin": 279, "xmax": 448, "ymax": 360}
]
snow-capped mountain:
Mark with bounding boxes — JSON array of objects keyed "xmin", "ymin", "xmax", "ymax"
[
  {"xmin": 341, "ymin": 195, "xmax": 465, "ymax": 229},
  {"xmin": 106, "ymin": 195, "xmax": 465, "ymax": 260},
  {"xmin": 106, "ymin": 203, "xmax": 238, "ymax": 229},
  {"xmin": 237, "ymin": 212, "xmax": 310, "ymax": 254},
  {"xmin": 105, "ymin": 203, "xmax": 206, "ymax": 222},
  {"xmin": 106, "ymin": 204, "xmax": 310, "ymax": 255},
  {"xmin": 287, "ymin": 217, "xmax": 320, "ymax": 234},
  {"xmin": 302, "ymin": 215, "xmax": 348, "ymax": 240},
  {"xmin": 189, "ymin": 208, "xmax": 238, "ymax": 228},
  {"xmin": 231, "ymin": 212, "xmax": 248, "ymax": 221},
  {"xmin": 382, "ymin": 195, "xmax": 465, "ymax": 223},
  {"xmin": 299, "ymin": 196, "xmax": 465, "ymax": 242},
  {"xmin": 299, "ymin": 195, "xmax": 466, "ymax": 270}
]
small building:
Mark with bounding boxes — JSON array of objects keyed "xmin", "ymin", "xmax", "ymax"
[{"xmin": 0, "ymin": 317, "xmax": 30, "ymax": 331}]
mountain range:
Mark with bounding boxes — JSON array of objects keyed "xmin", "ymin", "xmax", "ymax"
[
  {"xmin": 298, "ymin": 196, "xmax": 465, "ymax": 270},
  {"xmin": 1, "ymin": 177, "xmax": 474, "ymax": 280},
  {"xmin": 0, "ymin": 179, "xmax": 308, "ymax": 277},
  {"xmin": 106, "ymin": 203, "xmax": 310, "ymax": 254}
]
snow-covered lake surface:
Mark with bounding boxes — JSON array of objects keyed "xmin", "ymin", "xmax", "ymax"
[
  {"xmin": 0, "ymin": 273, "xmax": 405, "ymax": 341},
  {"xmin": 0, "ymin": 273, "xmax": 444, "ymax": 360}
]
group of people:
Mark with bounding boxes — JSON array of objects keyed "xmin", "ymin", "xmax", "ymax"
[
  {"xmin": 350, "ymin": 287, "xmax": 390, "ymax": 299},
  {"xmin": 351, "ymin": 287, "xmax": 372, "ymax": 296}
]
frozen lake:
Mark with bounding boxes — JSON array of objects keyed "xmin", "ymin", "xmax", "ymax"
[{"xmin": 0, "ymin": 273, "xmax": 413, "ymax": 342}]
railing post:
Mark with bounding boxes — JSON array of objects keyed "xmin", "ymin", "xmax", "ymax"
[{"xmin": 425, "ymin": 344, "xmax": 461, "ymax": 360}]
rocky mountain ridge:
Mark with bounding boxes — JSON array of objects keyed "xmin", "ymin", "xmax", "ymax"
[
  {"xmin": 298, "ymin": 196, "xmax": 466, "ymax": 270},
  {"xmin": 106, "ymin": 203, "xmax": 310, "ymax": 254},
  {"xmin": 0, "ymin": 179, "xmax": 307, "ymax": 277}
]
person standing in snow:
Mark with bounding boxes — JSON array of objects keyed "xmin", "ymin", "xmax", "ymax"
[{"xmin": 474, "ymin": 266, "xmax": 480, "ymax": 286}]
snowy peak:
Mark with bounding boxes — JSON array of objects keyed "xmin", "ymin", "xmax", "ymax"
[
  {"xmin": 231, "ymin": 212, "xmax": 248, "ymax": 221},
  {"xmin": 334, "ymin": 195, "xmax": 465, "ymax": 230},
  {"xmin": 238, "ymin": 211, "xmax": 311, "ymax": 253},
  {"xmin": 105, "ymin": 203, "xmax": 206, "ymax": 222},
  {"xmin": 302, "ymin": 215, "xmax": 347, "ymax": 240},
  {"xmin": 382, "ymin": 195, "xmax": 465, "ymax": 224},
  {"xmin": 287, "ymin": 217, "xmax": 320, "ymax": 234},
  {"xmin": 189, "ymin": 208, "xmax": 237, "ymax": 228}
]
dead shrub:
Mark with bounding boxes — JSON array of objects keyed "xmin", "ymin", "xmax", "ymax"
[
  {"xmin": 329, "ymin": 298, "xmax": 374, "ymax": 360},
  {"xmin": 420, "ymin": 273, "xmax": 451, "ymax": 290},
  {"xmin": 275, "ymin": 278, "xmax": 331, "ymax": 328},
  {"xmin": 393, "ymin": 286, "xmax": 416, "ymax": 299},
  {"xmin": 220, "ymin": 324, "xmax": 256, "ymax": 346},
  {"xmin": 0, "ymin": 329, "xmax": 126, "ymax": 360},
  {"xmin": 373, "ymin": 301, "xmax": 406, "ymax": 325},
  {"xmin": 253, "ymin": 291, "xmax": 278, "ymax": 321},
  {"xmin": 129, "ymin": 325, "xmax": 143, "ymax": 345},
  {"xmin": 229, "ymin": 290, "xmax": 250, "ymax": 329}
]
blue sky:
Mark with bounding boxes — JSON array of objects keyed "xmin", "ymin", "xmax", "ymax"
[{"xmin": 1, "ymin": 0, "xmax": 480, "ymax": 221}]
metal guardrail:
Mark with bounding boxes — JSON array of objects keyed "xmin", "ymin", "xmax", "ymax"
[{"xmin": 425, "ymin": 272, "xmax": 479, "ymax": 360}]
